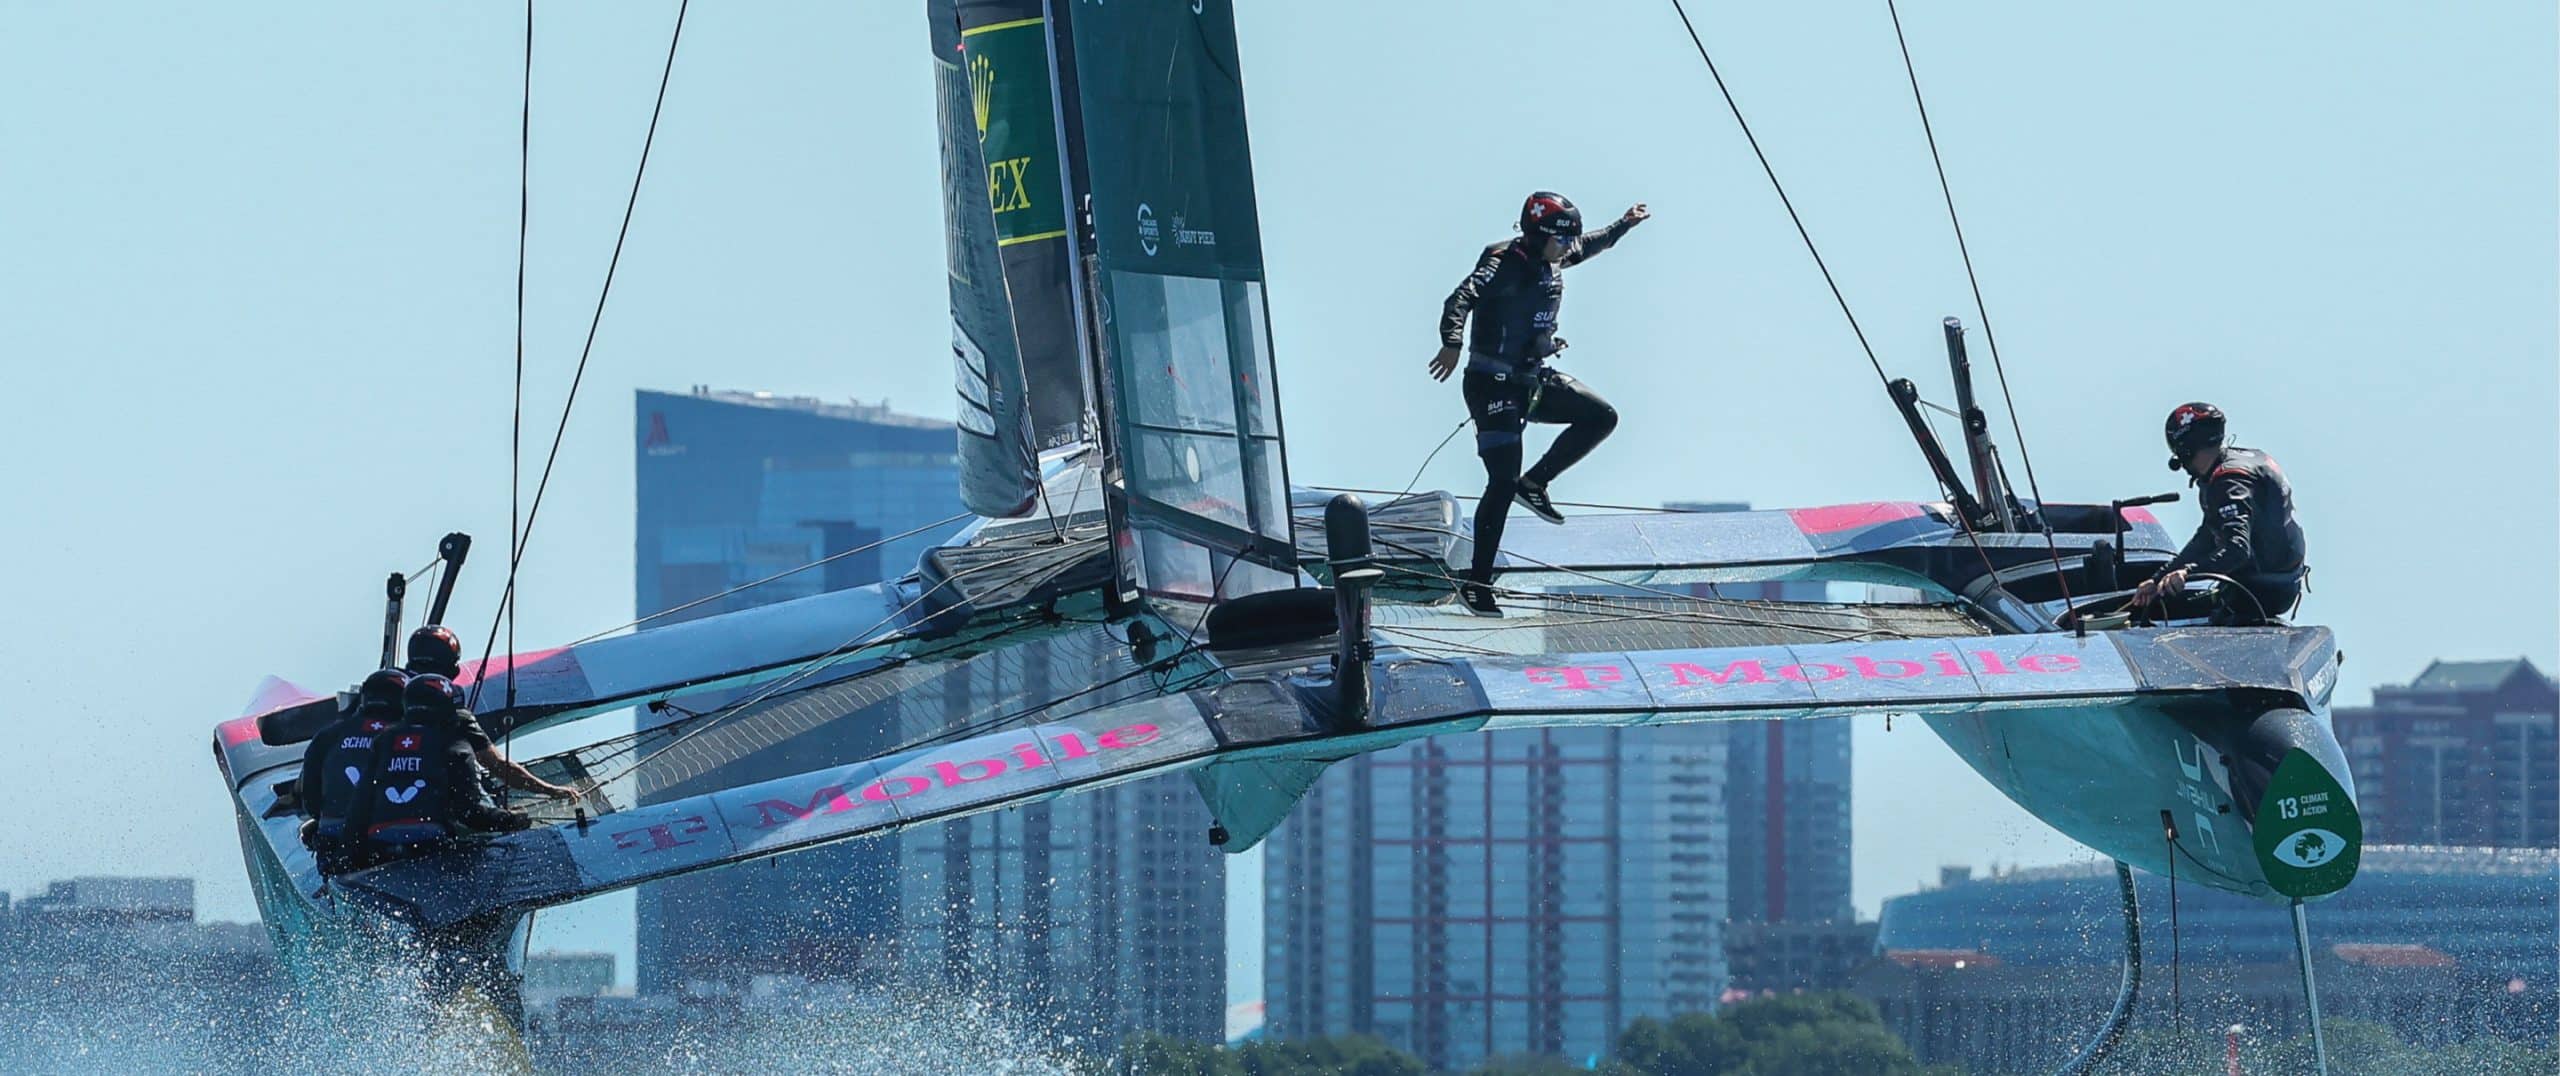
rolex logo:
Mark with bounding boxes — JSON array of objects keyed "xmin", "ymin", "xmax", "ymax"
[{"xmin": 969, "ymin": 54, "xmax": 994, "ymax": 139}]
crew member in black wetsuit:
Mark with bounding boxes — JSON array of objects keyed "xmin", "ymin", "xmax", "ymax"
[
  {"xmin": 2131, "ymin": 402, "xmax": 2309, "ymax": 624},
  {"xmin": 298, "ymin": 668, "xmax": 409, "ymax": 874},
  {"xmin": 345, "ymin": 674, "xmax": 534, "ymax": 868},
  {"xmin": 402, "ymin": 625, "xmax": 576, "ymax": 801},
  {"xmin": 1430, "ymin": 191, "xmax": 1650, "ymax": 616}
]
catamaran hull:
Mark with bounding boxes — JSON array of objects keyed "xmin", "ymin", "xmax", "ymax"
[
  {"xmin": 224, "ymin": 751, "xmax": 533, "ymax": 1038},
  {"xmin": 1926, "ymin": 698, "xmax": 2360, "ymax": 902}
]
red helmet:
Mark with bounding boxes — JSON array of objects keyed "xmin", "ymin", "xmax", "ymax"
[
  {"xmin": 357, "ymin": 668, "xmax": 411, "ymax": 710},
  {"xmin": 406, "ymin": 626, "xmax": 463, "ymax": 678},
  {"xmin": 2164, "ymin": 401, "xmax": 2226, "ymax": 469},
  {"xmin": 1520, "ymin": 191, "xmax": 1582, "ymax": 239},
  {"xmin": 403, "ymin": 673, "xmax": 465, "ymax": 720}
]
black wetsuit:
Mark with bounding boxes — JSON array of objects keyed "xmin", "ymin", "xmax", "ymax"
[
  {"xmin": 2154, "ymin": 445, "xmax": 2309, "ymax": 623},
  {"xmin": 451, "ymin": 705, "xmax": 495, "ymax": 753},
  {"xmin": 1440, "ymin": 218, "xmax": 1638, "ymax": 583},
  {"xmin": 343, "ymin": 717, "xmax": 530, "ymax": 867},
  {"xmin": 298, "ymin": 705, "xmax": 399, "ymax": 871}
]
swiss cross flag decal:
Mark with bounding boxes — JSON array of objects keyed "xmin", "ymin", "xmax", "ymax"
[{"xmin": 394, "ymin": 733, "xmax": 422, "ymax": 751}]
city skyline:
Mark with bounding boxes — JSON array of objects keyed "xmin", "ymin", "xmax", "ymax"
[
  {"xmin": 1, "ymin": 0, "xmax": 2549, "ymax": 1009},
  {"xmin": 628, "ymin": 386, "xmax": 969, "ymax": 996}
]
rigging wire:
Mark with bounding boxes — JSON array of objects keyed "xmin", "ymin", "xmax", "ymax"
[
  {"xmin": 1392, "ymin": 418, "xmax": 1473, "ymax": 504},
  {"xmin": 1662, "ymin": 0, "xmax": 1890, "ymax": 389},
  {"xmin": 402, "ymin": 553, "xmax": 444, "ymax": 652},
  {"xmin": 1883, "ymin": 0, "xmax": 2076, "ymax": 609},
  {"xmin": 1348, "ymin": 527, "xmax": 1884, "ymax": 642},
  {"xmin": 568, "ymin": 534, "xmax": 1078, "ymax": 783},
  {"xmin": 582, "ymin": 541, "xmax": 1076, "ymax": 787},
  {"xmin": 896, "ymin": 639, "xmax": 1214, "ymax": 756},
  {"xmin": 1361, "ymin": 522, "xmax": 1925, "ymax": 643},
  {"xmin": 556, "ymin": 511, "xmax": 975, "ymax": 647},
  {"xmin": 1658, "ymin": 0, "xmax": 2013, "ymax": 601},
  {"xmin": 558, "ymin": 622, "xmax": 1032, "ymax": 781},
  {"xmin": 1364, "ymin": 519, "xmax": 1937, "ymax": 642},
  {"xmin": 500, "ymin": 0, "xmax": 534, "ymax": 750},
  {"xmin": 470, "ymin": 0, "xmax": 692, "ymax": 710},
  {"xmin": 1320, "ymin": 486, "xmax": 1681, "ymax": 516}
]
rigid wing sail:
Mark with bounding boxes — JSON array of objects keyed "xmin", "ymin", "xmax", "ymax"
[{"xmin": 212, "ymin": 1, "xmax": 2360, "ymax": 1062}]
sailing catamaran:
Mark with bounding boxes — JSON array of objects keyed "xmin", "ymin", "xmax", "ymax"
[{"xmin": 212, "ymin": 2, "xmax": 2358, "ymax": 1068}]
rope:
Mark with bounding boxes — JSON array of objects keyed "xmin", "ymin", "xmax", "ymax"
[
  {"xmin": 557, "ymin": 626, "xmax": 1018, "ymax": 781},
  {"xmin": 1663, "ymin": 0, "xmax": 1890, "ymax": 389},
  {"xmin": 470, "ymin": 0, "xmax": 691, "ymax": 710},
  {"xmin": 556, "ymin": 511, "xmax": 974, "ymax": 647},
  {"xmin": 1883, "ymin": 0, "xmax": 2076, "ymax": 609},
  {"xmin": 501, "ymin": 0, "xmax": 533, "ymax": 746},
  {"xmin": 1658, "ymin": 0, "xmax": 2014, "ymax": 600},
  {"xmin": 1364, "ymin": 519, "xmax": 1949, "ymax": 640},
  {"xmin": 1316, "ymin": 486, "xmax": 1687, "ymax": 516},
  {"xmin": 895, "ymin": 638, "xmax": 1212, "ymax": 756},
  {"xmin": 1394, "ymin": 417, "xmax": 1472, "ymax": 503},
  {"xmin": 584, "ymin": 541, "xmax": 1068, "ymax": 787}
]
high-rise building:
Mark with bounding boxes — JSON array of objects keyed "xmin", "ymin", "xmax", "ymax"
[
  {"xmin": 631, "ymin": 387, "xmax": 1224, "ymax": 1043},
  {"xmin": 1262, "ymin": 725, "xmax": 1730, "ymax": 1072},
  {"xmin": 1722, "ymin": 720, "xmax": 1854, "ymax": 930},
  {"xmin": 2332, "ymin": 658, "xmax": 2557, "ymax": 848},
  {"xmin": 899, "ymin": 777, "xmax": 1228, "ymax": 1044},
  {"xmin": 1663, "ymin": 502, "xmax": 1859, "ymax": 978},
  {"xmin": 634, "ymin": 388, "xmax": 970, "ymax": 996}
]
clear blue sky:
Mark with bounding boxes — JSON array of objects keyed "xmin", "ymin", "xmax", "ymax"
[{"xmin": 2, "ymin": 1, "xmax": 2549, "ymax": 1002}]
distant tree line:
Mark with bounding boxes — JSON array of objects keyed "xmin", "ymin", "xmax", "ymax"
[
  {"xmin": 1100, "ymin": 996, "xmax": 2560, "ymax": 1076},
  {"xmin": 1101, "ymin": 992, "xmax": 1959, "ymax": 1075}
]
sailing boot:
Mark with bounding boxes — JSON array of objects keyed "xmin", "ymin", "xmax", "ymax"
[
  {"xmin": 1514, "ymin": 478, "xmax": 1566, "ymax": 525},
  {"xmin": 1458, "ymin": 571, "xmax": 1504, "ymax": 618}
]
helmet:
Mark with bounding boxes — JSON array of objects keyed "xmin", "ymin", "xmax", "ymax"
[
  {"xmin": 1520, "ymin": 191, "xmax": 1582, "ymax": 240},
  {"xmin": 403, "ymin": 673, "xmax": 465, "ymax": 722},
  {"xmin": 406, "ymin": 625, "xmax": 462, "ymax": 678},
  {"xmin": 2163, "ymin": 401, "xmax": 2226, "ymax": 469},
  {"xmin": 357, "ymin": 668, "xmax": 411, "ymax": 710}
]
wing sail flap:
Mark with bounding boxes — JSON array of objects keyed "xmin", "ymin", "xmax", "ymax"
[
  {"xmin": 932, "ymin": 0, "xmax": 1040, "ymax": 517},
  {"xmin": 1053, "ymin": 0, "xmax": 1296, "ymax": 601}
]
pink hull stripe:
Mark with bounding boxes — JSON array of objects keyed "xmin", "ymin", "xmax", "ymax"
[
  {"xmin": 457, "ymin": 645, "xmax": 575, "ymax": 688},
  {"xmin": 1786, "ymin": 501, "xmax": 1926, "ymax": 536}
]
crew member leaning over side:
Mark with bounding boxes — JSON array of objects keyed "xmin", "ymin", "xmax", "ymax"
[
  {"xmin": 402, "ymin": 625, "xmax": 576, "ymax": 800},
  {"xmin": 345, "ymin": 674, "xmax": 534, "ymax": 868},
  {"xmin": 2132, "ymin": 401, "xmax": 2309, "ymax": 625}
]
